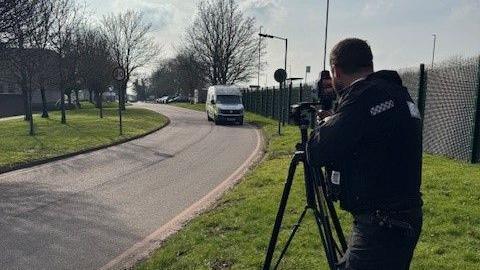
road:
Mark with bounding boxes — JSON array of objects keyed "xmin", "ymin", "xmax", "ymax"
[{"xmin": 0, "ymin": 103, "xmax": 260, "ymax": 270}]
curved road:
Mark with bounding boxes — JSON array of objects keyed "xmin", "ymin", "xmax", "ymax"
[{"xmin": 0, "ymin": 104, "xmax": 260, "ymax": 270}]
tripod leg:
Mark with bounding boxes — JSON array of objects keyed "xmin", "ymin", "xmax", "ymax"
[
  {"xmin": 326, "ymin": 197, "xmax": 348, "ymax": 253},
  {"xmin": 312, "ymin": 208, "xmax": 337, "ymax": 270},
  {"xmin": 313, "ymin": 167, "xmax": 348, "ymax": 253},
  {"xmin": 263, "ymin": 154, "xmax": 301, "ymax": 270},
  {"xmin": 273, "ymin": 206, "xmax": 309, "ymax": 270}
]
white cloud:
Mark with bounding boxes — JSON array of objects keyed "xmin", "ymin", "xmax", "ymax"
[{"xmin": 361, "ymin": 0, "xmax": 394, "ymax": 17}]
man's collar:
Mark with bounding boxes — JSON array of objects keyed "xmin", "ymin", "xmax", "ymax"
[{"xmin": 350, "ymin": 77, "xmax": 366, "ymax": 87}]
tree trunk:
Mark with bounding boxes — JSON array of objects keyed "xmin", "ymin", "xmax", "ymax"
[
  {"xmin": 75, "ymin": 89, "xmax": 81, "ymax": 108},
  {"xmin": 95, "ymin": 91, "xmax": 103, "ymax": 118},
  {"xmin": 22, "ymin": 88, "xmax": 30, "ymax": 121},
  {"xmin": 40, "ymin": 86, "xmax": 49, "ymax": 118},
  {"xmin": 28, "ymin": 90, "xmax": 34, "ymax": 135},
  {"xmin": 89, "ymin": 89, "xmax": 94, "ymax": 103},
  {"xmin": 67, "ymin": 92, "xmax": 73, "ymax": 107},
  {"xmin": 60, "ymin": 87, "xmax": 66, "ymax": 124}
]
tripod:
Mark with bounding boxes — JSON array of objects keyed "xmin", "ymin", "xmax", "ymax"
[{"xmin": 263, "ymin": 122, "xmax": 348, "ymax": 270}]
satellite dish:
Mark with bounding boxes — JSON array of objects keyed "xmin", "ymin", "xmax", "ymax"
[{"xmin": 274, "ymin": 69, "xmax": 287, "ymax": 83}]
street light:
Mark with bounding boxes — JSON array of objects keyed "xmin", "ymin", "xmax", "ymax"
[
  {"xmin": 323, "ymin": 0, "xmax": 330, "ymax": 70},
  {"xmin": 431, "ymin": 34, "xmax": 437, "ymax": 69},
  {"xmin": 260, "ymin": 32, "xmax": 288, "ymax": 130},
  {"xmin": 258, "ymin": 26, "xmax": 263, "ymax": 87},
  {"xmin": 259, "ymin": 33, "xmax": 288, "ymax": 74}
]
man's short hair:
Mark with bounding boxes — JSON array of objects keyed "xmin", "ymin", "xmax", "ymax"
[{"xmin": 330, "ymin": 38, "xmax": 373, "ymax": 74}]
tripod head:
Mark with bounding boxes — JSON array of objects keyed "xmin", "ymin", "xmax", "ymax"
[{"xmin": 289, "ymin": 102, "xmax": 320, "ymax": 147}]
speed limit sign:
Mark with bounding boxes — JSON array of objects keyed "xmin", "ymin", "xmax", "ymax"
[{"xmin": 113, "ymin": 67, "xmax": 126, "ymax": 81}]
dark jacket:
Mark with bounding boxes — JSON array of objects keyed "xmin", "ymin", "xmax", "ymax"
[{"xmin": 307, "ymin": 70, "xmax": 423, "ymax": 213}]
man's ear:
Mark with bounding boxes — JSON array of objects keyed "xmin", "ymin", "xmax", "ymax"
[{"xmin": 331, "ymin": 66, "xmax": 339, "ymax": 79}]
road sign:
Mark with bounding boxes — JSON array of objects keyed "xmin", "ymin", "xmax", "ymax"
[
  {"xmin": 306, "ymin": 66, "xmax": 311, "ymax": 73},
  {"xmin": 274, "ymin": 68, "xmax": 287, "ymax": 83},
  {"xmin": 113, "ymin": 67, "xmax": 126, "ymax": 81}
]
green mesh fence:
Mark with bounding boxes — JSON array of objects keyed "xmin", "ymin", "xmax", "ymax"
[
  {"xmin": 244, "ymin": 56, "xmax": 480, "ymax": 163},
  {"xmin": 398, "ymin": 56, "xmax": 480, "ymax": 162}
]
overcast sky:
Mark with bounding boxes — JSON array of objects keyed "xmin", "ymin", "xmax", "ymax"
[{"xmin": 85, "ymin": 0, "xmax": 480, "ymax": 87}]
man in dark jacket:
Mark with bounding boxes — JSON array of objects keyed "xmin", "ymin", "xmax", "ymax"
[{"xmin": 307, "ymin": 38, "xmax": 423, "ymax": 270}]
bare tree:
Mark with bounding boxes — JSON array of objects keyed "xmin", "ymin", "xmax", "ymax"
[
  {"xmin": 3, "ymin": 0, "xmax": 53, "ymax": 135},
  {"xmin": 29, "ymin": 0, "xmax": 55, "ymax": 118},
  {"xmin": 0, "ymin": 0, "xmax": 36, "ymax": 47},
  {"xmin": 186, "ymin": 0, "xmax": 264, "ymax": 85},
  {"xmin": 77, "ymin": 26, "xmax": 115, "ymax": 118},
  {"xmin": 49, "ymin": 0, "xmax": 83, "ymax": 124},
  {"xmin": 101, "ymin": 10, "xmax": 159, "ymax": 110}
]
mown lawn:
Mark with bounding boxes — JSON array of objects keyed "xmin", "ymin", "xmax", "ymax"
[
  {"xmin": 0, "ymin": 104, "xmax": 167, "ymax": 170},
  {"xmin": 170, "ymin": 102, "xmax": 206, "ymax": 112},
  {"xmin": 137, "ymin": 103, "xmax": 480, "ymax": 270}
]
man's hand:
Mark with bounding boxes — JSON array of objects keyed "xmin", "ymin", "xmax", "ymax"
[{"xmin": 316, "ymin": 109, "xmax": 332, "ymax": 124}]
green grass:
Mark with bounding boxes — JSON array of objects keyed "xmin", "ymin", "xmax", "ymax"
[
  {"xmin": 137, "ymin": 103, "xmax": 480, "ymax": 270},
  {"xmin": 170, "ymin": 102, "xmax": 206, "ymax": 112},
  {"xmin": 0, "ymin": 105, "xmax": 168, "ymax": 170}
]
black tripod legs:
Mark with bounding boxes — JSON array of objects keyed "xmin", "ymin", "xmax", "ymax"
[
  {"xmin": 262, "ymin": 152, "xmax": 346, "ymax": 270},
  {"xmin": 263, "ymin": 153, "xmax": 302, "ymax": 270},
  {"xmin": 272, "ymin": 206, "xmax": 309, "ymax": 269}
]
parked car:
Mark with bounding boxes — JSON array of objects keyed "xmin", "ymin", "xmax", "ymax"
[
  {"xmin": 206, "ymin": 85, "xmax": 244, "ymax": 125},
  {"xmin": 154, "ymin": 96, "xmax": 169, "ymax": 103},
  {"xmin": 166, "ymin": 95, "xmax": 179, "ymax": 103}
]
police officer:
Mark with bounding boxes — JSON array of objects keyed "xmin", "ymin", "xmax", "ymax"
[{"xmin": 307, "ymin": 38, "xmax": 423, "ymax": 270}]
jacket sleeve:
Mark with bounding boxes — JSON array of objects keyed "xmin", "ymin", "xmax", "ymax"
[{"xmin": 307, "ymin": 101, "xmax": 366, "ymax": 167}]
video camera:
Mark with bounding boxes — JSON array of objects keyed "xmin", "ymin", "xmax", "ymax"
[{"xmin": 289, "ymin": 102, "xmax": 320, "ymax": 128}]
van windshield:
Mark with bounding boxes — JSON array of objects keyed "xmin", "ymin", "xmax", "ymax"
[{"xmin": 217, "ymin": 95, "xmax": 242, "ymax": 104}]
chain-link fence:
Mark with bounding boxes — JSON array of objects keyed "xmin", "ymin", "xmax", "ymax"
[
  {"xmin": 243, "ymin": 55, "xmax": 480, "ymax": 163},
  {"xmin": 242, "ymin": 82, "xmax": 314, "ymax": 125}
]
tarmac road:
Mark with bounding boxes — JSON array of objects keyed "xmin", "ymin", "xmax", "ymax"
[{"xmin": 0, "ymin": 103, "xmax": 260, "ymax": 270}]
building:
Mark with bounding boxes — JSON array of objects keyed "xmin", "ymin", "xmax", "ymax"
[{"xmin": 0, "ymin": 48, "xmax": 60, "ymax": 117}]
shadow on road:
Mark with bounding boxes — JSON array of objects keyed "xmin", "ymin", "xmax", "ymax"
[{"xmin": 0, "ymin": 181, "xmax": 138, "ymax": 270}]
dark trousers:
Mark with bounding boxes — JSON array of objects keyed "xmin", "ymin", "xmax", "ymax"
[{"xmin": 337, "ymin": 208, "xmax": 423, "ymax": 270}]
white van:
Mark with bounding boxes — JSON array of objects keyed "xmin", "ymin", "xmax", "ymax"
[{"xmin": 206, "ymin": 85, "xmax": 244, "ymax": 125}]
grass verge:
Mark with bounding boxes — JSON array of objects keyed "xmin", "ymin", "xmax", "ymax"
[
  {"xmin": 137, "ymin": 103, "xmax": 480, "ymax": 270},
  {"xmin": 0, "ymin": 105, "xmax": 167, "ymax": 171}
]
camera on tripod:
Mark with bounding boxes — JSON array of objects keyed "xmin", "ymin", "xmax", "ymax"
[
  {"xmin": 264, "ymin": 102, "xmax": 347, "ymax": 270},
  {"xmin": 289, "ymin": 102, "xmax": 320, "ymax": 128}
]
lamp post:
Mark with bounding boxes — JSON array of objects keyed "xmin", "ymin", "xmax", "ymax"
[
  {"xmin": 258, "ymin": 26, "xmax": 263, "ymax": 87},
  {"xmin": 431, "ymin": 34, "xmax": 437, "ymax": 69},
  {"xmin": 323, "ymin": 0, "xmax": 330, "ymax": 70},
  {"xmin": 260, "ymin": 32, "xmax": 288, "ymax": 129},
  {"xmin": 259, "ymin": 33, "xmax": 288, "ymax": 77}
]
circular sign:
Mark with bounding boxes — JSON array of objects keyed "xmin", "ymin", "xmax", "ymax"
[
  {"xmin": 274, "ymin": 68, "xmax": 287, "ymax": 83},
  {"xmin": 113, "ymin": 67, "xmax": 126, "ymax": 81}
]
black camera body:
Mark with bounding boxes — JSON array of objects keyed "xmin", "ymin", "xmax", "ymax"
[{"xmin": 289, "ymin": 102, "xmax": 320, "ymax": 128}]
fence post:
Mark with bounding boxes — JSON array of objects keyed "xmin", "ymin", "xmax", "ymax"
[
  {"xmin": 282, "ymin": 81, "xmax": 288, "ymax": 126},
  {"xmin": 262, "ymin": 88, "xmax": 266, "ymax": 116},
  {"xmin": 417, "ymin": 63, "xmax": 427, "ymax": 127},
  {"xmin": 287, "ymin": 81, "xmax": 293, "ymax": 124},
  {"xmin": 272, "ymin": 86, "xmax": 276, "ymax": 118},
  {"xmin": 263, "ymin": 87, "xmax": 268, "ymax": 117},
  {"xmin": 471, "ymin": 57, "xmax": 480, "ymax": 163},
  {"xmin": 299, "ymin": 83, "xmax": 303, "ymax": 102}
]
